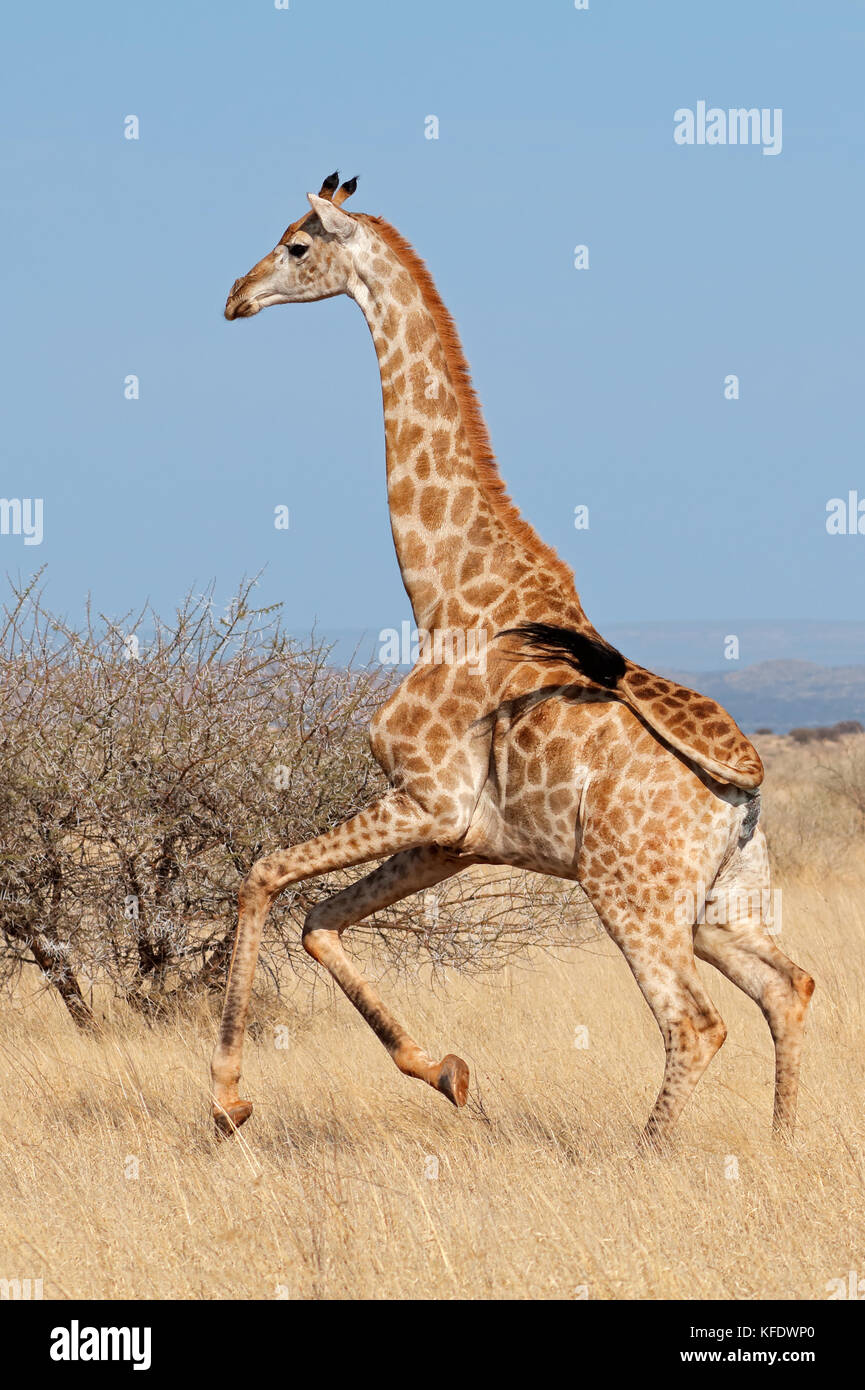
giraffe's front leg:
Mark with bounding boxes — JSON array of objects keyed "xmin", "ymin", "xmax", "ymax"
[{"xmin": 210, "ymin": 791, "xmax": 440, "ymax": 1136}]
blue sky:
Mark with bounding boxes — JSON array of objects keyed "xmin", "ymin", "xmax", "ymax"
[{"xmin": 1, "ymin": 1, "xmax": 862, "ymax": 666}]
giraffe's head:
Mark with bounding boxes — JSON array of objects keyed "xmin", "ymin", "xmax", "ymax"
[{"xmin": 224, "ymin": 172, "xmax": 361, "ymax": 320}]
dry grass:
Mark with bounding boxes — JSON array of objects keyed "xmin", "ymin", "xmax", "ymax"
[{"xmin": 2, "ymin": 738, "xmax": 865, "ymax": 1301}]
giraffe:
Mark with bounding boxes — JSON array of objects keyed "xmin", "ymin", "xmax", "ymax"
[{"xmin": 213, "ymin": 172, "xmax": 814, "ymax": 1145}]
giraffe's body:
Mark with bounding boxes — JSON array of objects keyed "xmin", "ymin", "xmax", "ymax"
[{"xmin": 212, "ymin": 174, "xmax": 813, "ymax": 1144}]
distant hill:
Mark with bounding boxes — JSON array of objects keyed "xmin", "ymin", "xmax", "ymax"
[
  {"xmin": 665, "ymin": 660, "xmax": 865, "ymax": 733},
  {"xmin": 604, "ymin": 620, "xmax": 865, "ymax": 671}
]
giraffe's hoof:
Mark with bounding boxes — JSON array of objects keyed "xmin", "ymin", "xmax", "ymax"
[
  {"xmin": 213, "ymin": 1100, "xmax": 254, "ymax": 1138},
  {"xmin": 434, "ymin": 1054, "xmax": 470, "ymax": 1108}
]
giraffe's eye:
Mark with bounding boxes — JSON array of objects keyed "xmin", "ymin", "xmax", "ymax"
[{"xmin": 288, "ymin": 243, "xmax": 308, "ymax": 259}]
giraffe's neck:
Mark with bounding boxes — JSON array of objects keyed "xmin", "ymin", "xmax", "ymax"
[{"xmin": 349, "ymin": 218, "xmax": 582, "ymax": 636}]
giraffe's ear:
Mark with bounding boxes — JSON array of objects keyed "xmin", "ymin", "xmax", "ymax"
[{"xmin": 307, "ymin": 192, "xmax": 357, "ymax": 241}]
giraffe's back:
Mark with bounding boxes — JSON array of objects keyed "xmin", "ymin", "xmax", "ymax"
[{"xmin": 497, "ymin": 624, "xmax": 763, "ymax": 791}]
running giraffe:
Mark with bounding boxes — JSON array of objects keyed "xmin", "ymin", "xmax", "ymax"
[{"xmin": 213, "ymin": 172, "xmax": 813, "ymax": 1144}]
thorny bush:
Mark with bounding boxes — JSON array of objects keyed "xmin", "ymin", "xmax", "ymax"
[{"xmin": 0, "ymin": 575, "xmax": 596, "ymax": 1026}]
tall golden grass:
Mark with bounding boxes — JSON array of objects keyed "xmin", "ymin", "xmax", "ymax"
[{"xmin": 2, "ymin": 735, "xmax": 863, "ymax": 1300}]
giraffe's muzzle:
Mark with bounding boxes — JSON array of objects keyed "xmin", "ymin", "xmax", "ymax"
[{"xmin": 224, "ymin": 284, "xmax": 261, "ymax": 320}]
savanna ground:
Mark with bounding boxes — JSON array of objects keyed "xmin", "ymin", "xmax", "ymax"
[{"xmin": 2, "ymin": 733, "xmax": 864, "ymax": 1301}]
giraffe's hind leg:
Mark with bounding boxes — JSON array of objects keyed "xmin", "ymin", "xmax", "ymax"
[
  {"xmin": 628, "ymin": 942, "xmax": 727, "ymax": 1147},
  {"xmin": 301, "ymin": 846, "xmax": 474, "ymax": 1107},
  {"xmin": 590, "ymin": 891, "xmax": 728, "ymax": 1146},
  {"xmin": 695, "ymin": 828, "xmax": 814, "ymax": 1139}
]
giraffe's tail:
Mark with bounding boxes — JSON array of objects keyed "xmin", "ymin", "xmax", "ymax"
[{"xmin": 498, "ymin": 622, "xmax": 764, "ymax": 791}]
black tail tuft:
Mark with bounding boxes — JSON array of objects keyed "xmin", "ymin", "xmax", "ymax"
[{"xmin": 497, "ymin": 623, "xmax": 627, "ymax": 690}]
